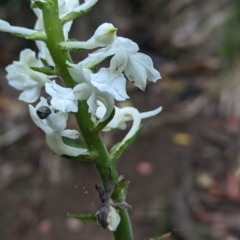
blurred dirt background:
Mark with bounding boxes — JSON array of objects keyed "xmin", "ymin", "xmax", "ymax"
[{"xmin": 1, "ymin": 0, "xmax": 240, "ymax": 240}]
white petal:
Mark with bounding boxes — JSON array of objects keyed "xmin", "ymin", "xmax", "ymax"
[
  {"xmin": 67, "ymin": 61, "xmax": 90, "ymax": 84},
  {"xmin": 45, "ymin": 80, "xmax": 72, "ymax": 98},
  {"xmin": 96, "ymin": 105, "xmax": 123, "ymax": 129},
  {"xmin": 87, "ymin": 91, "xmax": 98, "ymax": 114},
  {"xmin": 50, "ymin": 97, "xmax": 78, "ymax": 113},
  {"xmin": 96, "ymin": 92, "xmax": 114, "ymax": 121},
  {"xmin": 0, "ymin": 19, "xmax": 37, "ymax": 36},
  {"xmin": 120, "ymin": 107, "xmax": 141, "ymax": 141},
  {"xmin": 46, "ymin": 133, "xmax": 87, "ymax": 156},
  {"xmin": 61, "ymin": 129, "xmax": 79, "ymax": 139},
  {"xmin": 110, "ymin": 50, "xmax": 128, "ymax": 74},
  {"xmin": 36, "ymin": 41, "xmax": 54, "ymax": 66},
  {"xmin": 19, "ymin": 85, "xmax": 41, "ymax": 103},
  {"xmin": 90, "ymin": 68, "xmax": 129, "ymax": 101},
  {"xmin": 46, "ymin": 81, "xmax": 78, "ymax": 112},
  {"xmin": 125, "ymin": 53, "xmax": 161, "ymax": 90},
  {"xmin": 73, "ymin": 83, "xmax": 93, "ymax": 100},
  {"xmin": 139, "ymin": 106, "xmax": 162, "ymax": 119},
  {"xmin": 80, "ymin": 37, "xmax": 138, "ymax": 68},
  {"xmin": 46, "ymin": 112, "xmax": 67, "ymax": 132}
]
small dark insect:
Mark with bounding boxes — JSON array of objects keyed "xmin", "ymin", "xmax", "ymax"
[
  {"xmin": 95, "ymin": 168, "xmax": 132, "ymax": 230},
  {"xmin": 36, "ymin": 106, "xmax": 52, "ymax": 119}
]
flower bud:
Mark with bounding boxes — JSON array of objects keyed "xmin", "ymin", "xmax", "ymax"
[{"xmin": 93, "ymin": 23, "xmax": 117, "ymax": 47}]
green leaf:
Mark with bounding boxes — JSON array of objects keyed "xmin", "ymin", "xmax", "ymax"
[
  {"xmin": 94, "ymin": 108, "xmax": 115, "ymax": 132},
  {"xmin": 112, "ymin": 176, "xmax": 130, "ymax": 200},
  {"xmin": 110, "ymin": 126, "xmax": 142, "ymax": 162},
  {"xmin": 67, "ymin": 213, "xmax": 97, "ymax": 222},
  {"xmin": 30, "ymin": 66, "xmax": 56, "ymax": 76}
]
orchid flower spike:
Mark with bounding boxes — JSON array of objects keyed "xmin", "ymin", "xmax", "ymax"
[
  {"xmin": 60, "ymin": 23, "xmax": 117, "ymax": 50},
  {"xmin": 6, "ymin": 49, "xmax": 51, "ymax": 103},
  {"xmin": 29, "ymin": 97, "xmax": 87, "ymax": 156}
]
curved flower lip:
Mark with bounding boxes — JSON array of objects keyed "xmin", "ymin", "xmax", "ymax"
[
  {"xmin": 0, "ymin": 19, "xmax": 39, "ymax": 36},
  {"xmin": 29, "ymin": 98, "xmax": 87, "ymax": 157},
  {"xmin": 96, "ymin": 105, "xmax": 162, "ymax": 141}
]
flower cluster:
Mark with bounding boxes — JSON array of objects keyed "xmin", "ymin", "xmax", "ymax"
[{"xmin": 1, "ymin": 0, "xmax": 162, "ymax": 231}]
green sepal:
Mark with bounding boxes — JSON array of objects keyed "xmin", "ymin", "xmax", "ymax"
[
  {"xmin": 11, "ymin": 31, "xmax": 46, "ymax": 41},
  {"xmin": 30, "ymin": 66, "xmax": 56, "ymax": 76},
  {"xmin": 110, "ymin": 126, "xmax": 142, "ymax": 162},
  {"xmin": 94, "ymin": 108, "xmax": 115, "ymax": 133},
  {"xmin": 31, "ymin": 0, "xmax": 53, "ymax": 10},
  {"xmin": 62, "ymin": 136, "xmax": 87, "ymax": 149},
  {"xmin": 40, "ymin": 58, "xmax": 49, "ymax": 66},
  {"xmin": 61, "ymin": 9, "xmax": 91, "ymax": 25},
  {"xmin": 67, "ymin": 213, "xmax": 97, "ymax": 223},
  {"xmin": 112, "ymin": 176, "xmax": 130, "ymax": 200}
]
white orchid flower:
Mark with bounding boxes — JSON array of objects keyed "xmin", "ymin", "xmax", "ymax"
[
  {"xmin": 5, "ymin": 49, "xmax": 50, "ymax": 103},
  {"xmin": 29, "ymin": 97, "xmax": 87, "ymax": 156},
  {"xmin": 80, "ymin": 36, "xmax": 161, "ymax": 90},
  {"xmin": 90, "ymin": 67, "xmax": 129, "ymax": 101},
  {"xmin": 67, "ymin": 62, "xmax": 115, "ymax": 121},
  {"xmin": 0, "ymin": 19, "xmax": 39, "ymax": 37},
  {"xmin": 89, "ymin": 50, "xmax": 130, "ymax": 101},
  {"xmin": 60, "ymin": 23, "xmax": 117, "ymax": 50},
  {"xmin": 96, "ymin": 104, "xmax": 162, "ymax": 141}
]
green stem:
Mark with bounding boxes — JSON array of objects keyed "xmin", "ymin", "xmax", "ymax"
[{"xmin": 41, "ymin": 1, "xmax": 133, "ymax": 239}]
